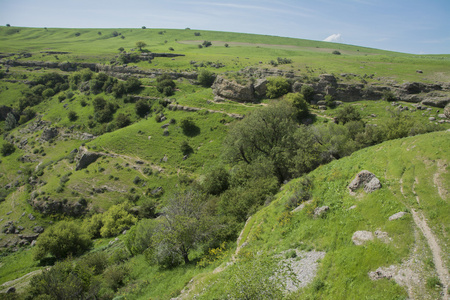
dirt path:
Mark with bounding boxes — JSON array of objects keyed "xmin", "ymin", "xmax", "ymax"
[{"xmin": 400, "ymin": 177, "xmax": 449, "ymax": 299}]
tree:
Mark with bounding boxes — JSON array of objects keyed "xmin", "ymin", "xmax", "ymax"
[
  {"xmin": 202, "ymin": 166, "xmax": 229, "ymax": 195},
  {"xmin": 141, "ymin": 26, "xmax": 146, "ymax": 29},
  {"xmin": 197, "ymin": 69, "xmax": 215, "ymax": 87},
  {"xmin": 150, "ymin": 190, "xmax": 216, "ymax": 266},
  {"xmin": 135, "ymin": 99, "xmax": 150, "ymax": 117},
  {"xmin": 266, "ymin": 77, "xmax": 291, "ymax": 98},
  {"xmin": 115, "ymin": 113, "xmax": 131, "ymax": 128},
  {"xmin": 4, "ymin": 112, "xmax": 17, "ymax": 131},
  {"xmin": 136, "ymin": 41, "xmax": 147, "ymax": 51},
  {"xmin": 284, "ymin": 93, "xmax": 309, "ymax": 121},
  {"xmin": 118, "ymin": 47, "xmax": 124, "ymax": 52},
  {"xmin": 100, "ymin": 202, "xmax": 137, "ymax": 237},
  {"xmin": 180, "ymin": 117, "xmax": 199, "ymax": 136},
  {"xmin": 223, "ymin": 100, "xmax": 297, "ymax": 182},
  {"xmin": 156, "ymin": 73, "xmax": 176, "ymax": 96},
  {"xmin": 33, "ymin": 221, "xmax": 92, "ymax": 260},
  {"xmin": 202, "ymin": 40, "xmax": 212, "ymax": 47}
]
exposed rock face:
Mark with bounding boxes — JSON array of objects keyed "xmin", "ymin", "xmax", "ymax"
[
  {"xmin": 40, "ymin": 127, "xmax": 59, "ymax": 141},
  {"xmin": 253, "ymin": 78, "xmax": 268, "ymax": 98},
  {"xmin": 75, "ymin": 150, "xmax": 102, "ymax": 171},
  {"xmin": 29, "ymin": 197, "xmax": 87, "ymax": 216},
  {"xmin": 348, "ymin": 170, "xmax": 381, "ymax": 193},
  {"xmin": 421, "ymin": 97, "xmax": 450, "ymax": 108},
  {"xmin": 212, "ymin": 76, "xmax": 255, "ymax": 102},
  {"xmin": 445, "ymin": 104, "xmax": 450, "ymax": 119},
  {"xmin": 352, "ymin": 231, "xmax": 374, "ymax": 245}
]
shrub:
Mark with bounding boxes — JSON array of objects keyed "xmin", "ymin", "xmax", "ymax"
[
  {"xmin": 301, "ymin": 85, "xmax": 315, "ymax": 103},
  {"xmin": 180, "ymin": 140, "xmax": 193, "ymax": 155},
  {"xmin": 202, "ymin": 40, "xmax": 212, "ymax": 47},
  {"xmin": 383, "ymin": 90, "xmax": 397, "ymax": 102},
  {"xmin": 156, "ymin": 74, "xmax": 176, "ymax": 96},
  {"xmin": 180, "ymin": 117, "xmax": 199, "ymax": 135},
  {"xmin": 194, "ymin": 32, "xmax": 201, "ymax": 36},
  {"xmin": 197, "ymin": 69, "xmax": 216, "ymax": 87},
  {"xmin": 266, "ymin": 77, "xmax": 290, "ymax": 98},
  {"xmin": 332, "ymin": 50, "xmax": 341, "ymax": 55},
  {"xmin": 68, "ymin": 110, "xmax": 78, "ymax": 121},
  {"xmin": 203, "ymin": 166, "xmax": 229, "ymax": 195},
  {"xmin": 33, "ymin": 221, "xmax": 92, "ymax": 260},
  {"xmin": 42, "ymin": 88, "xmax": 55, "ymax": 98},
  {"xmin": 334, "ymin": 105, "xmax": 362, "ymax": 125},
  {"xmin": 136, "ymin": 41, "xmax": 147, "ymax": 51},
  {"xmin": 169, "ymin": 47, "xmax": 174, "ymax": 51},
  {"xmin": 100, "ymin": 202, "xmax": 137, "ymax": 237},
  {"xmin": 225, "ymin": 43, "xmax": 229, "ymax": 47},
  {"xmin": 103, "ymin": 264, "xmax": 129, "ymax": 292},
  {"xmin": 115, "ymin": 113, "xmax": 131, "ymax": 128},
  {"xmin": 1, "ymin": 142, "xmax": 15, "ymax": 156}
]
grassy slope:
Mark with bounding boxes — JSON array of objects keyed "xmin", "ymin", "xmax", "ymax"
[
  {"xmin": 182, "ymin": 131, "xmax": 449, "ymax": 299},
  {"xmin": 1, "ymin": 26, "xmax": 450, "ymax": 83}
]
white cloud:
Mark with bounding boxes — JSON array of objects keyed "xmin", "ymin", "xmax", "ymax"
[{"xmin": 324, "ymin": 33, "xmax": 342, "ymax": 42}]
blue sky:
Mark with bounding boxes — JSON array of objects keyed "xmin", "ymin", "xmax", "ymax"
[{"xmin": 0, "ymin": 0, "xmax": 449, "ymax": 54}]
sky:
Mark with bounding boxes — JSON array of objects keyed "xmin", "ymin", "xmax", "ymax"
[{"xmin": 0, "ymin": 0, "xmax": 449, "ymax": 54}]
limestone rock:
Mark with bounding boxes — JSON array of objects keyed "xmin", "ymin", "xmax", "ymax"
[
  {"xmin": 33, "ymin": 226, "xmax": 44, "ymax": 233},
  {"xmin": 348, "ymin": 170, "xmax": 381, "ymax": 193},
  {"xmin": 444, "ymin": 103, "xmax": 450, "ymax": 119},
  {"xmin": 75, "ymin": 151, "xmax": 102, "ymax": 171},
  {"xmin": 212, "ymin": 76, "xmax": 255, "ymax": 102},
  {"xmin": 314, "ymin": 206, "xmax": 329, "ymax": 217},
  {"xmin": 352, "ymin": 230, "xmax": 374, "ymax": 245},
  {"xmin": 253, "ymin": 78, "xmax": 268, "ymax": 98},
  {"xmin": 421, "ymin": 97, "xmax": 450, "ymax": 108},
  {"xmin": 41, "ymin": 127, "xmax": 59, "ymax": 141}
]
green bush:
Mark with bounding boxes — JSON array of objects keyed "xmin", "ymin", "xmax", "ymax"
[
  {"xmin": 266, "ymin": 77, "xmax": 290, "ymax": 98},
  {"xmin": 42, "ymin": 88, "xmax": 55, "ymax": 98},
  {"xmin": 180, "ymin": 140, "xmax": 193, "ymax": 155},
  {"xmin": 1, "ymin": 142, "xmax": 15, "ymax": 156},
  {"xmin": 4, "ymin": 112, "xmax": 17, "ymax": 131},
  {"xmin": 383, "ymin": 90, "xmax": 397, "ymax": 102},
  {"xmin": 197, "ymin": 69, "xmax": 216, "ymax": 87},
  {"xmin": 203, "ymin": 166, "xmax": 229, "ymax": 195},
  {"xmin": 180, "ymin": 117, "xmax": 199, "ymax": 136},
  {"xmin": 135, "ymin": 99, "xmax": 150, "ymax": 117},
  {"xmin": 33, "ymin": 220, "xmax": 92, "ymax": 260},
  {"xmin": 100, "ymin": 202, "xmax": 137, "ymax": 237},
  {"xmin": 68, "ymin": 110, "xmax": 78, "ymax": 121},
  {"xmin": 115, "ymin": 113, "xmax": 131, "ymax": 128},
  {"xmin": 301, "ymin": 85, "xmax": 315, "ymax": 103},
  {"xmin": 334, "ymin": 105, "xmax": 362, "ymax": 125},
  {"xmin": 156, "ymin": 74, "xmax": 176, "ymax": 96}
]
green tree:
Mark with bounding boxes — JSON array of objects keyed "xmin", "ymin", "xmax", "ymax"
[
  {"xmin": 156, "ymin": 74, "xmax": 176, "ymax": 96},
  {"xmin": 284, "ymin": 93, "xmax": 309, "ymax": 121},
  {"xmin": 33, "ymin": 221, "xmax": 92, "ymax": 260},
  {"xmin": 150, "ymin": 190, "xmax": 216, "ymax": 266},
  {"xmin": 223, "ymin": 100, "xmax": 297, "ymax": 182},
  {"xmin": 4, "ymin": 112, "xmax": 17, "ymax": 131},
  {"xmin": 136, "ymin": 41, "xmax": 147, "ymax": 51},
  {"xmin": 135, "ymin": 99, "xmax": 150, "ymax": 117},
  {"xmin": 115, "ymin": 113, "xmax": 131, "ymax": 128},
  {"xmin": 197, "ymin": 69, "xmax": 215, "ymax": 87},
  {"xmin": 266, "ymin": 77, "xmax": 291, "ymax": 98},
  {"xmin": 203, "ymin": 166, "xmax": 229, "ymax": 195}
]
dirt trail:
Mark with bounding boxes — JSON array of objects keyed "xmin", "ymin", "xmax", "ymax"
[{"xmin": 400, "ymin": 177, "xmax": 449, "ymax": 299}]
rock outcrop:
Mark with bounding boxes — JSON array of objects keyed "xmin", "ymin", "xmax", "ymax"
[
  {"xmin": 348, "ymin": 170, "xmax": 381, "ymax": 193},
  {"xmin": 212, "ymin": 76, "xmax": 256, "ymax": 102},
  {"xmin": 75, "ymin": 150, "xmax": 102, "ymax": 171}
]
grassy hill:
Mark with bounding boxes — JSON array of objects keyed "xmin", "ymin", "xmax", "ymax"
[{"xmin": 0, "ymin": 26, "xmax": 448, "ymax": 299}]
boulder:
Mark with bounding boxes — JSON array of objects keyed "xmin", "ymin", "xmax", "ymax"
[
  {"xmin": 212, "ymin": 76, "xmax": 255, "ymax": 102},
  {"xmin": 389, "ymin": 211, "xmax": 407, "ymax": 221},
  {"xmin": 348, "ymin": 170, "xmax": 381, "ymax": 193},
  {"xmin": 253, "ymin": 78, "xmax": 268, "ymax": 98},
  {"xmin": 352, "ymin": 230, "xmax": 374, "ymax": 245},
  {"xmin": 75, "ymin": 151, "xmax": 102, "ymax": 171},
  {"xmin": 314, "ymin": 206, "xmax": 329, "ymax": 217},
  {"xmin": 421, "ymin": 97, "xmax": 450, "ymax": 108},
  {"xmin": 33, "ymin": 226, "xmax": 44, "ymax": 233},
  {"xmin": 28, "ymin": 213, "xmax": 35, "ymax": 220}
]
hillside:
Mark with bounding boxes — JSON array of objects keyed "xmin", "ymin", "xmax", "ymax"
[{"xmin": 0, "ymin": 26, "xmax": 449, "ymax": 299}]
